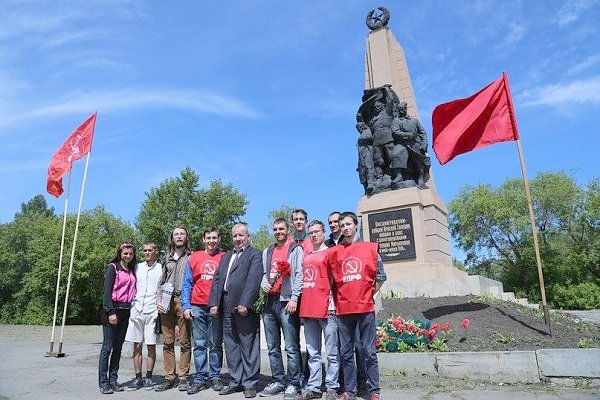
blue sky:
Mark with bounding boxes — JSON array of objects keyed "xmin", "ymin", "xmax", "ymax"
[{"xmin": 1, "ymin": 1, "xmax": 599, "ymax": 256}]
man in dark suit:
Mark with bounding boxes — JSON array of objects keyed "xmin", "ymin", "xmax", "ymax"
[{"xmin": 209, "ymin": 223, "xmax": 263, "ymax": 398}]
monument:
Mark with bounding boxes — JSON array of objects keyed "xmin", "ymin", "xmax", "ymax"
[{"xmin": 357, "ymin": 7, "xmax": 506, "ymax": 298}]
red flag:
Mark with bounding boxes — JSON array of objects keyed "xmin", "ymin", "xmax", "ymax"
[
  {"xmin": 432, "ymin": 72, "xmax": 519, "ymax": 165},
  {"xmin": 46, "ymin": 113, "xmax": 97, "ymax": 197}
]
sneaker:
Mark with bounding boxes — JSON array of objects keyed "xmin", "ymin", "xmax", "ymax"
[
  {"xmin": 325, "ymin": 389, "xmax": 339, "ymax": 400},
  {"xmin": 126, "ymin": 378, "xmax": 143, "ymax": 391},
  {"xmin": 259, "ymin": 382, "xmax": 285, "ymax": 397},
  {"xmin": 155, "ymin": 379, "xmax": 176, "ymax": 392},
  {"xmin": 178, "ymin": 379, "xmax": 190, "ymax": 392},
  {"xmin": 369, "ymin": 394, "xmax": 380, "ymax": 400},
  {"xmin": 297, "ymin": 389, "xmax": 322, "ymax": 399},
  {"xmin": 99, "ymin": 385, "xmax": 114, "ymax": 394},
  {"xmin": 143, "ymin": 377, "xmax": 157, "ymax": 390},
  {"xmin": 110, "ymin": 382, "xmax": 124, "ymax": 392},
  {"xmin": 211, "ymin": 378, "xmax": 224, "ymax": 391},
  {"xmin": 187, "ymin": 382, "xmax": 207, "ymax": 395},
  {"xmin": 283, "ymin": 385, "xmax": 299, "ymax": 400}
]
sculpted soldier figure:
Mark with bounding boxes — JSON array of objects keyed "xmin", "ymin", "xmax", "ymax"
[
  {"xmin": 356, "ymin": 85, "xmax": 430, "ymax": 193},
  {"xmin": 356, "ymin": 121, "xmax": 376, "ymax": 195},
  {"xmin": 391, "ymin": 101, "xmax": 431, "ymax": 188}
]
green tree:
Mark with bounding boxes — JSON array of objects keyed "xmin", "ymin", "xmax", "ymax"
[
  {"xmin": 449, "ymin": 171, "xmax": 599, "ymax": 304},
  {"xmin": 0, "ymin": 201, "xmax": 135, "ymax": 324},
  {"xmin": 136, "ymin": 166, "xmax": 247, "ymax": 252}
]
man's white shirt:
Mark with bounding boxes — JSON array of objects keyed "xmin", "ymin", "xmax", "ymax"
[{"xmin": 132, "ymin": 260, "xmax": 162, "ymax": 314}]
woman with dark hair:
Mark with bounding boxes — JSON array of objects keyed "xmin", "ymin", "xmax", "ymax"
[{"xmin": 98, "ymin": 242, "xmax": 137, "ymax": 394}]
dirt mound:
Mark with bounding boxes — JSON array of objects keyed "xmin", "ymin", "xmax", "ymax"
[{"xmin": 378, "ymin": 295, "xmax": 600, "ymax": 351}]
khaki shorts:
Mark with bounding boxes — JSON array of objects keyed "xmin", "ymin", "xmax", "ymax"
[{"xmin": 125, "ymin": 308, "xmax": 158, "ymax": 345}]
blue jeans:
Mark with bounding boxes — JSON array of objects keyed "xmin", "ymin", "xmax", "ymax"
[
  {"xmin": 303, "ymin": 313, "xmax": 339, "ymax": 392},
  {"xmin": 262, "ymin": 296, "xmax": 302, "ymax": 388},
  {"xmin": 98, "ymin": 309, "xmax": 129, "ymax": 388},
  {"xmin": 337, "ymin": 312, "xmax": 379, "ymax": 396},
  {"xmin": 191, "ymin": 305, "xmax": 222, "ymax": 383}
]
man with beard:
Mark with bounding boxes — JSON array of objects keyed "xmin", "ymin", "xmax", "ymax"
[{"xmin": 155, "ymin": 227, "xmax": 192, "ymax": 392}]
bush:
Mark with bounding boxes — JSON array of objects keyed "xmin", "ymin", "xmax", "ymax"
[{"xmin": 552, "ymin": 282, "xmax": 600, "ymax": 310}]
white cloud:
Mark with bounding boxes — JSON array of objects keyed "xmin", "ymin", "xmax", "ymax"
[
  {"xmin": 0, "ymin": 88, "xmax": 261, "ymax": 127},
  {"xmin": 556, "ymin": 0, "xmax": 599, "ymax": 26},
  {"xmin": 501, "ymin": 23, "xmax": 527, "ymax": 47},
  {"xmin": 519, "ymin": 76, "xmax": 600, "ymax": 107},
  {"xmin": 566, "ymin": 54, "xmax": 600, "ymax": 75}
]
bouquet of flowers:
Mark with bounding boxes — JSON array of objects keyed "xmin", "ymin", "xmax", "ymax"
[
  {"xmin": 254, "ymin": 260, "xmax": 291, "ymax": 313},
  {"xmin": 269, "ymin": 260, "xmax": 291, "ymax": 294}
]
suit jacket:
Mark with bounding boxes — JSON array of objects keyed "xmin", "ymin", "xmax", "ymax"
[{"xmin": 209, "ymin": 245, "xmax": 263, "ymax": 313}]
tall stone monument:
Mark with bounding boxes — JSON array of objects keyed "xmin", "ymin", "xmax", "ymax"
[{"xmin": 357, "ymin": 7, "xmax": 504, "ymax": 298}]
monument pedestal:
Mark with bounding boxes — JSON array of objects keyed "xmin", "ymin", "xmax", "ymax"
[{"xmin": 357, "ymin": 188, "xmax": 505, "ymax": 297}]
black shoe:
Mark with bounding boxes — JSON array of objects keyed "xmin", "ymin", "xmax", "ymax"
[
  {"xmin": 187, "ymin": 382, "xmax": 207, "ymax": 395},
  {"xmin": 219, "ymin": 385, "xmax": 243, "ymax": 395},
  {"xmin": 110, "ymin": 382, "xmax": 124, "ymax": 392},
  {"xmin": 179, "ymin": 379, "xmax": 191, "ymax": 392},
  {"xmin": 155, "ymin": 380, "xmax": 176, "ymax": 392},
  {"xmin": 99, "ymin": 385, "xmax": 114, "ymax": 394},
  {"xmin": 211, "ymin": 378, "xmax": 224, "ymax": 391},
  {"xmin": 244, "ymin": 388, "xmax": 257, "ymax": 398},
  {"xmin": 126, "ymin": 378, "xmax": 143, "ymax": 391}
]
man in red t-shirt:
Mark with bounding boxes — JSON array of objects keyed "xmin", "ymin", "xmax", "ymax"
[
  {"xmin": 298, "ymin": 220, "xmax": 340, "ymax": 400},
  {"xmin": 259, "ymin": 219, "xmax": 304, "ymax": 399},
  {"xmin": 181, "ymin": 228, "xmax": 225, "ymax": 394},
  {"xmin": 328, "ymin": 212, "xmax": 386, "ymax": 400}
]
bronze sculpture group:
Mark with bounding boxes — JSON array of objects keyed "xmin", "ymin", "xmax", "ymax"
[{"xmin": 356, "ymin": 85, "xmax": 431, "ymax": 195}]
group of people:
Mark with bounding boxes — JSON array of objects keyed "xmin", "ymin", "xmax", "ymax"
[{"xmin": 98, "ymin": 209, "xmax": 386, "ymax": 400}]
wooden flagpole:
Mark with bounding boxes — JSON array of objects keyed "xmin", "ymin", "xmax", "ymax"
[
  {"xmin": 45, "ymin": 167, "xmax": 73, "ymax": 357},
  {"xmin": 503, "ymin": 72, "xmax": 551, "ymax": 329},
  {"xmin": 57, "ymin": 151, "xmax": 92, "ymax": 355},
  {"xmin": 515, "ymin": 139, "xmax": 551, "ymax": 329}
]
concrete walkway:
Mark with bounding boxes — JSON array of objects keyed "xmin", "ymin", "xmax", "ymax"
[
  {"xmin": 0, "ymin": 325, "xmax": 598, "ymax": 400},
  {"xmin": 565, "ymin": 310, "xmax": 600, "ymax": 325}
]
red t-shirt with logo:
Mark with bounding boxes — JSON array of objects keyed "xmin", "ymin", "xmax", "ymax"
[
  {"xmin": 328, "ymin": 242, "xmax": 378, "ymax": 315},
  {"xmin": 299, "ymin": 249, "xmax": 331, "ymax": 319},
  {"xmin": 189, "ymin": 250, "xmax": 225, "ymax": 305}
]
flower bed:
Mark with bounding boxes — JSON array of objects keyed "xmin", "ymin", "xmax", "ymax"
[{"xmin": 376, "ymin": 316, "xmax": 453, "ymax": 352}]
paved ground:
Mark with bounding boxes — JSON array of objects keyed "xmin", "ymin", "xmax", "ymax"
[
  {"xmin": 565, "ymin": 310, "xmax": 600, "ymax": 325},
  {"xmin": 1, "ymin": 325, "xmax": 598, "ymax": 400}
]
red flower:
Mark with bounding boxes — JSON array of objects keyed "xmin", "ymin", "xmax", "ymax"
[
  {"xmin": 406, "ymin": 323, "xmax": 418, "ymax": 333},
  {"xmin": 417, "ymin": 329, "xmax": 428, "ymax": 336},
  {"xmin": 441, "ymin": 322, "xmax": 451, "ymax": 331},
  {"xmin": 461, "ymin": 318, "xmax": 470, "ymax": 329},
  {"xmin": 375, "ymin": 339, "xmax": 380, "ymax": 348},
  {"xmin": 427, "ymin": 329, "xmax": 436, "ymax": 340},
  {"xmin": 277, "ymin": 260, "xmax": 291, "ymax": 277},
  {"xmin": 431, "ymin": 323, "xmax": 440, "ymax": 330}
]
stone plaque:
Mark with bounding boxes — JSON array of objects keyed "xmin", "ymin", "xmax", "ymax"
[{"xmin": 368, "ymin": 208, "xmax": 416, "ymax": 261}]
